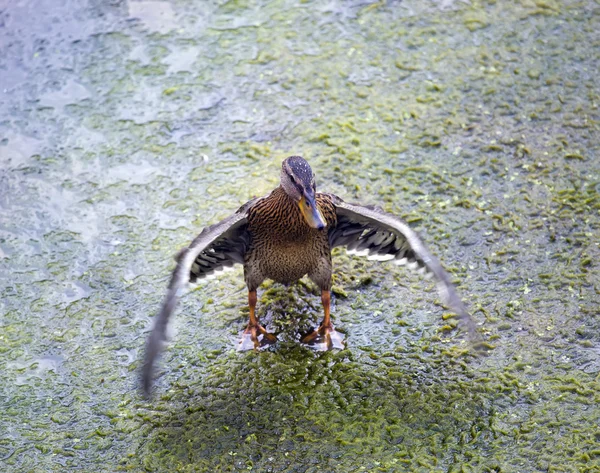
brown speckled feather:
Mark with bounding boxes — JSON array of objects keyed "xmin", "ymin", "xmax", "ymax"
[{"xmin": 244, "ymin": 187, "xmax": 337, "ymax": 290}]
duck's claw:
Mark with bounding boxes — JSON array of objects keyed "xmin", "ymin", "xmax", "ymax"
[
  {"xmin": 237, "ymin": 324, "xmax": 277, "ymax": 351},
  {"xmin": 301, "ymin": 324, "xmax": 345, "ymax": 351}
]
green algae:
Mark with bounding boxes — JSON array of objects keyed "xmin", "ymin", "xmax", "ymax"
[{"xmin": 1, "ymin": 0, "xmax": 599, "ymax": 472}]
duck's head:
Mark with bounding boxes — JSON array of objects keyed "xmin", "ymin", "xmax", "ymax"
[{"xmin": 281, "ymin": 156, "xmax": 327, "ymax": 230}]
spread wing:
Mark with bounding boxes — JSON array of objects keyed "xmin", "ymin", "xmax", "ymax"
[
  {"xmin": 326, "ymin": 194, "xmax": 481, "ymax": 345},
  {"xmin": 141, "ymin": 198, "xmax": 260, "ymax": 395}
]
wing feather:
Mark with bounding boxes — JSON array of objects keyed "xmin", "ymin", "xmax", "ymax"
[
  {"xmin": 141, "ymin": 198, "xmax": 260, "ymax": 395},
  {"xmin": 326, "ymin": 194, "xmax": 481, "ymax": 344}
]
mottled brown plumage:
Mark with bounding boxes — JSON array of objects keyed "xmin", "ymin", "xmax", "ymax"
[
  {"xmin": 245, "ymin": 187, "xmax": 337, "ymax": 289},
  {"xmin": 140, "ymin": 156, "xmax": 482, "ymax": 395}
]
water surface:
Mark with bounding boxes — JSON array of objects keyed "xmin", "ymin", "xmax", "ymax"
[{"xmin": 1, "ymin": 1, "xmax": 599, "ymax": 471}]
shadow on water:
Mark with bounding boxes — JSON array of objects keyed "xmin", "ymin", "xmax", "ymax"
[{"xmin": 137, "ymin": 331, "xmax": 493, "ymax": 471}]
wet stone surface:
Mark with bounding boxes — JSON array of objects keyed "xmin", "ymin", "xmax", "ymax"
[{"xmin": 0, "ymin": 0, "xmax": 599, "ymax": 472}]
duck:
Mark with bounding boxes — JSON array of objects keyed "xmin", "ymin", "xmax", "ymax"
[{"xmin": 141, "ymin": 156, "xmax": 481, "ymax": 394}]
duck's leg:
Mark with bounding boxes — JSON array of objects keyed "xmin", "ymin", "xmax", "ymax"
[
  {"xmin": 238, "ymin": 290, "xmax": 277, "ymax": 351},
  {"xmin": 301, "ymin": 289, "xmax": 345, "ymax": 350}
]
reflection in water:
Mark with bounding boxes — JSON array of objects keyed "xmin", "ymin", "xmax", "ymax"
[
  {"xmin": 39, "ymin": 79, "xmax": 91, "ymax": 110},
  {"xmin": 0, "ymin": 132, "xmax": 42, "ymax": 169},
  {"xmin": 128, "ymin": 1, "xmax": 177, "ymax": 34}
]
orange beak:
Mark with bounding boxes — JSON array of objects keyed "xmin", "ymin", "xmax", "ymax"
[{"xmin": 299, "ymin": 194, "xmax": 326, "ymax": 229}]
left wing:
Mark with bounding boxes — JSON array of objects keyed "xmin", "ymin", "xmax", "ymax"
[
  {"xmin": 141, "ymin": 198, "xmax": 261, "ymax": 396},
  {"xmin": 325, "ymin": 193, "xmax": 481, "ymax": 344}
]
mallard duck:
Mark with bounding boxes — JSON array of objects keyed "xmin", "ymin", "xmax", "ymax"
[{"xmin": 141, "ymin": 156, "xmax": 480, "ymax": 394}]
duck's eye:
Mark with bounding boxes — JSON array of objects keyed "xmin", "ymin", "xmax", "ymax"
[{"xmin": 290, "ymin": 175, "xmax": 296, "ymax": 184}]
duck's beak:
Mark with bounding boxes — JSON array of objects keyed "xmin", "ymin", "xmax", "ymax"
[{"xmin": 299, "ymin": 193, "xmax": 326, "ymax": 229}]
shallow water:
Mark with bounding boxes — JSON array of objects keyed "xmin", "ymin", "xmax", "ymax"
[{"xmin": 1, "ymin": 1, "xmax": 599, "ymax": 471}]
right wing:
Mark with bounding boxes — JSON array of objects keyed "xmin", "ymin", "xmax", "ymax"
[
  {"xmin": 326, "ymin": 194, "xmax": 482, "ymax": 346},
  {"xmin": 140, "ymin": 198, "xmax": 260, "ymax": 395}
]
